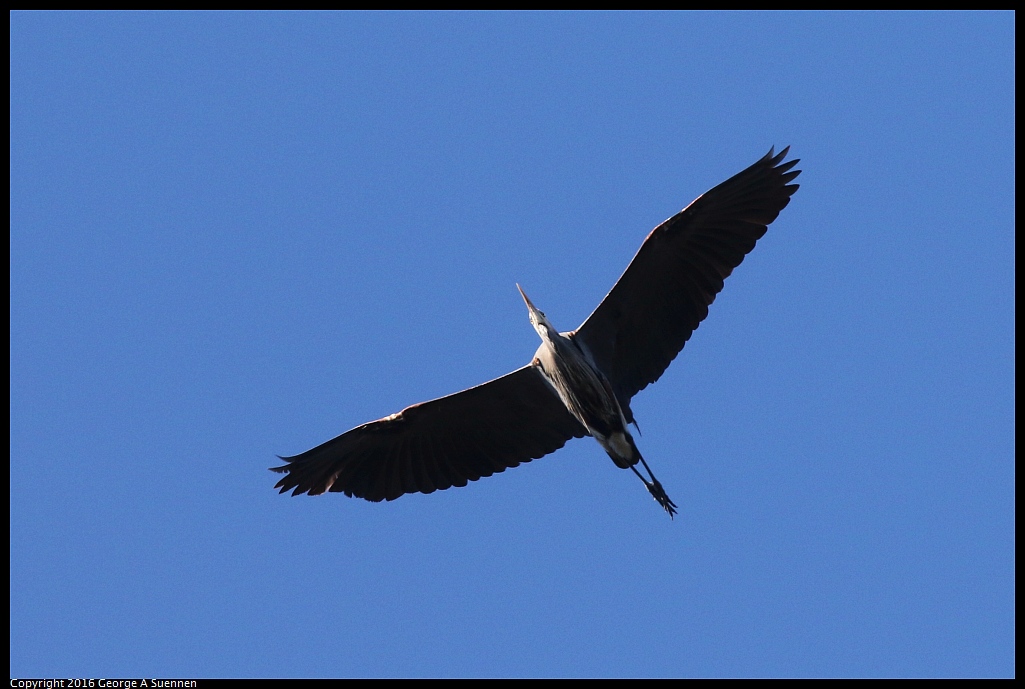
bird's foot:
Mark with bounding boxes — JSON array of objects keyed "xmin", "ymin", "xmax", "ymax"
[{"xmin": 646, "ymin": 479, "xmax": 678, "ymax": 519}]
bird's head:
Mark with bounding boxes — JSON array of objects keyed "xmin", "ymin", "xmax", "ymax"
[{"xmin": 517, "ymin": 284, "xmax": 557, "ymax": 343}]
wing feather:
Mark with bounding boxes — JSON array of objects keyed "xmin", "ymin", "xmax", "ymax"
[
  {"xmin": 272, "ymin": 364, "xmax": 587, "ymax": 502},
  {"xmin": 572, "ymin": 147, "xmax": 800, "ymax": 403}
]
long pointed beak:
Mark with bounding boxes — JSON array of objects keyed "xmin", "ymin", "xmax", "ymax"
[{"xmin": 516, "ymin": 283, "xmax": 538, "ymax": 313}]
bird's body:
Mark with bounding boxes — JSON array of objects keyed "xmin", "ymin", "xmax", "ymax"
[
  {"xmin": 273, "ymin": 148, "xmax": 801, "ymax": 516},
  {"xmin": 518, "ymin": 285, "xmax": 676, "ymax": 513},
  {"xmin": 535, "ymin": 334, "xmax": 635, "ymax": 469},
  {"xmin": 525, "ymin": 295, "xmax": 632, "ymax": 466}
]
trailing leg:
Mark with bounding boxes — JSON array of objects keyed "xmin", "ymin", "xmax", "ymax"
[{"xmin": 630, "ymin": 462, "xmax": 678, "ymax": 519}]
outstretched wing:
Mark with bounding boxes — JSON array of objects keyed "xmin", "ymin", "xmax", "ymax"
[
  {"xmin": 272, "ymin": 364, "xmax": 587, "ymax": 502},
  {"xmin": 572, "ymin": 147, "xmax": 800, "ymax": 403}
]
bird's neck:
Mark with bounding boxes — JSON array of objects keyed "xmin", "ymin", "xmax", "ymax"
[{"xmin": 536, "ymin": 322, "xmax": 565, "ymax": 349}]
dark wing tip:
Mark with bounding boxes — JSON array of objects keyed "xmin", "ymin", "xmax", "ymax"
[
  {"xmin": 764, "ymin": 145, "xmax": 800, "ymax": 170},
  {"xmin": 769, "ymin": 145, "xmax": 801, "ymax": 179},
  {"xmin": 763, "ymin": 146, "xmax": 802, "ymax": 203},
  {"xmin": 270, "ymin": 463, "xmax": 308, "ymax": 496}
]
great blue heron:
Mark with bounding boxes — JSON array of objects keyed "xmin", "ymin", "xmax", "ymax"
[{"xmin": 272, "ymin": 147, "xmax": 800, "ymax": 517}]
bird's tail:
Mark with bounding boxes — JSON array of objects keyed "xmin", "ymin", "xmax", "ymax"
[{"xmin": 603, "ymin": 430, "xmax": 642, "ymax": 469}]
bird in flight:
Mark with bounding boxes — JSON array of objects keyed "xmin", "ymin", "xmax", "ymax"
[{"xmin": 272, "ymin": 148, "xmax": 800, "ymax": 517}]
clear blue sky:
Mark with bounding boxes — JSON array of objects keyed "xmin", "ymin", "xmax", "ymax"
[{"xmin": 10, "ymin": 12, "xmax": 1014, "ymax": 678}]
